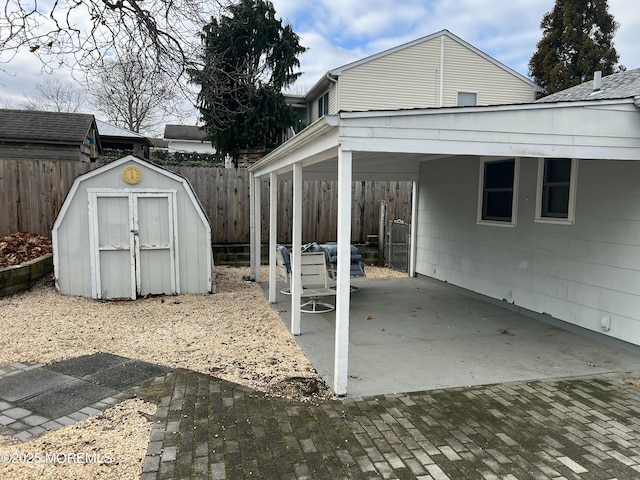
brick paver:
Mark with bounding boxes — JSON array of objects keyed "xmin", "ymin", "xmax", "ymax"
[{"xmin": 137, "ymin": 369, "xmax": 640, "ymax": 479}]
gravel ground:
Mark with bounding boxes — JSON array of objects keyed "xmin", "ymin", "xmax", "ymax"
[{"xmin": 0, "ymin": 263, "xmax": 404, "ymax": 479}]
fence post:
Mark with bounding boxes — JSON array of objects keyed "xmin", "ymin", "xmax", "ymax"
[{"xmin": 377, "ymin": 200, "xmax": 386, "ymax": 266}]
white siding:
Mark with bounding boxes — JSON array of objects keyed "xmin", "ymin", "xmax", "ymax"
[
  {"xmin": 339, "ymin": 38, "xmax": 440, "ymax": 111},
  {"xmin": 442, "ymin": 39, "xmax": 537, "ymax": 106},
  {"xmin": 337, "ymin": 35, "xmax": 536, "ymax": 112},
  {"xmin": 309, "ymin": 84, "xmax": 337, "ymax": 123},
  {"xmin": 416, "ymin": 156, "xmax": 640, "ymax": 346},
  {"xmin": 168, "ymin": 139, "xmax": 216, "ymax": 153}
]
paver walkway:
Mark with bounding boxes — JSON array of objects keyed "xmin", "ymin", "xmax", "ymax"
[
  {"xmin": 138, "ymin": 368, "xmax": 640, "ymax": 480},
  {"xmin": 0, "ymin": 353, "xmax": 170, "ymax": 442}
]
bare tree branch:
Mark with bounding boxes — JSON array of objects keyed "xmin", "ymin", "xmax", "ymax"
[
  {"xmin": 91, "ymin": 49, "xmax": 184, "ymax": 136},
  {"xmin": 21, "ymin": 76, "xmax": 89, "ymax": 112},
  {"xmin": 0, "ymin": 0, "xmax": 223, "ymax": 86}
]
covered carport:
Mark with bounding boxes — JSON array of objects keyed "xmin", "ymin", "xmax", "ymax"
[{"xmin": 248, "ymin": 98, "xmax": 640, "ymax": 396}]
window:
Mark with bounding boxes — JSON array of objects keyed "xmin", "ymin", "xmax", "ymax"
[
  {"xmin": 317, "ymin": 92, "xmax": 329, "ymax": 118},
  {"xmin": 478, "ymin": 158, "xmax": 519, "ymax": 226},
  {"xmin": 536, "ymin": 158, "xmax": 577, "ymax": 224},
  {"xmin": 457, "ymin": 92, "xmax": 477, "ymax": 107}
]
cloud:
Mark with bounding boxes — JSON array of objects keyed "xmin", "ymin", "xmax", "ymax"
[
  {"xmin": 2, "ymin": 0, "xmax": 637, "ymax": 120},
  {"xmin": 274, "ymin": 0, "xmax": 637, "ymax": 89}
]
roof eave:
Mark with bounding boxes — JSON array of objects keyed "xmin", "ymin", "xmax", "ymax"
[{"xmin": 249, "ymin": 115, "xmax": 339, "ymax": 174}]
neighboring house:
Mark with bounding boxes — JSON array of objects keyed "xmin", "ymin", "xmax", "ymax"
[
  {"xmin": 149, "ymin": 137, "xmax": 169, "ymax": 152},
  {"xmin": 163, "ymin": 124, "xmax": 214, "ymax": 153},
  {"xmin": 249, "ymin": 67, "xmax": 640, "ymax": 395},
  {"xmin": 301, "ymin": 29, "xmax": 541, "ymax": 125},
  {"xmin": 97, "ymin": 120, "xmax": 152, "ymax": 159},
  {"xmin": 0, "ymin": 109, "xmax": 101, "ymax": 162}
]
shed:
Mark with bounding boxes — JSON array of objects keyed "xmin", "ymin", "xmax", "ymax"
[
  {"xmin": 52, "ymin": 155, "xmax": 213, "ymax": 299},
  {"xmin": 0, "ymin": 109, "xmax": 101, "ymax": 162}
]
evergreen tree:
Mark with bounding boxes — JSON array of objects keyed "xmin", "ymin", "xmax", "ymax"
[
  {"xmin": 529, "ymin": 0, "xmax": 623, "ymax": 94},
  {"xmin": 190, "ymin": 0, "xmax": 305, "ymax": 163}
]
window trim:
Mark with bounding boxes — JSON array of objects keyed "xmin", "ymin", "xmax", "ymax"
[
  {"xmin": 535, "ymin": 158, "xmax": 578, "ymax": 225},
  {"xmin": 317, "ymin": 92, "xmax": 329, "ymax": 118},
  {"xmin": 477, "ymin": 157, "xmax": 519, "ymax": 227}
]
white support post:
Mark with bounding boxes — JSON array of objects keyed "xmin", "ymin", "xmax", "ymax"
[
  {"xmin": 291, "ymin": 163, "xmax": 303, "ymax": 335},
  {"xmin": 253, "ymin": 175, "xmax": 262, "ymax": 282},
  {"xmin": 334, "ymin": 148, "xmax": 352, "ymax": 396},
  {"xmin": 268, "ymin": 171, "xmax": 278, "ymax": 302},
  {"xmin": 249, "ymin": 172, "xmax": 256, "ymax": 280},
  {"xmin": 409, "ymin": 180, "xmax": 418, "ymax": 277}
]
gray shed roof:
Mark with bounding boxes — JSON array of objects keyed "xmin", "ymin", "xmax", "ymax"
[
  {"xmin": 536, "ymin": 68, "xmax": 640, "ymax": 103},
  {"xmin": 164, "ymin": 124, "xmax": 207, "ymax": 141},
  {"xmin": 0, "ymin": 109, "xmax": 97, "ymax": 143}
]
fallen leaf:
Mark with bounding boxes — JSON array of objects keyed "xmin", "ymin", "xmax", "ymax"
[
  {"xmin": 631, "ymin": 381, "xmax": 640, "ymax": 387},
  {"xmin": 500, "ymin": 329, "xmax": 510, "ymax": 335},
  {"xmin": 380, "ymin": 328, "xmax": 385, "ymax": 332},
  {"xmin": 365, "ymin": 315, "xmax": 372, "ymax": 320},
  {"xmin": 587, "ymin": 362, "xmax": 598, "ymax": 367}
]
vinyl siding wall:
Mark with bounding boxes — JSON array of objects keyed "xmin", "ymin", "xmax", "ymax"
[
  {"xmin": 337, "ymin": 35, "xmax": 535, "ymax": 112},
  {"xmin": 442, "ymin": 40, "xmax": 537, "ymax": 106},
  {"xmin": 309, "ymin": 83, "xmax": 337, "ymax": 124},
  {"xmin": 416, "ymin": 156, "xmax": 640, "ymax": 346},
  {"xmin": 338, "ymin": 38, "xmax": 440, "ymax": 111}
]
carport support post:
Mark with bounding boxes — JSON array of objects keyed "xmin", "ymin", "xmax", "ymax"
[
  {"xmin": 335, "ymin": 147, "xmax": 352, "ymax": 396},
  {"xmin": 249, "ymin": 172, "xmax": 257, "ymax": 281},
  {"xmin": 291, "ymin": 163, "xmax": 303, "ymax": 335},
  {"xmin": 409, "ymin": 180, "xmax": 418, "ymax": 277},
  {"xmin": 253, "ymin": 175, "xmax": 261, "ymax": 282},
  {"xmin": 268, "ymin": 171, "xmax": 278, "ymax": 303}
]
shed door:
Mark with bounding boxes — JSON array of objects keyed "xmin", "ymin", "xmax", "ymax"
[{"xmin": 88, "ymin": 190, "xmax": 179, "ymax": 300}]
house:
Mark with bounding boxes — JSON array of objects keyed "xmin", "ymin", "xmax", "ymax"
[
  {"xmin": 248, "ymin": 60, "xmax": 640, "ymax": 396},
  {"xmin": 300, "ymin": 29, "xmax": 541, "ymax": 126},
  {"xmin": 0, "ymin": 109, "xmax": 101, "ymax": 162},
  {"xmin": 97, "ymin": 120, "xmax": 152, "ymax": 159},
  {"xmin": 163, "ymin": 124, "xmax": 214, "ymax": 153}
]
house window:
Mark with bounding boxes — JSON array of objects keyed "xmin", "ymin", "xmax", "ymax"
[
  {"xmin": 457, "ymin": 92, "xmax": 477, "ymax": 107},
  {"xmin": 317, "ymin": 92, "xmax": 329, "ymax": 118},
  {"xmin": 478, "ymin": 158, "xmax": 519, "ymax": 226},
  {"xmin": 536, "ymin": 158, "xmax": 577, "ymax": 224}
]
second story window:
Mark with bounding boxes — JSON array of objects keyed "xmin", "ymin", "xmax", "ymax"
[
  {"xmin": 457, "ymin": 92, "xmax": 477, "ymax": 106},
  {"xmin": 318, "ymin": 92, "xmax": 329, "ymax": 118}
]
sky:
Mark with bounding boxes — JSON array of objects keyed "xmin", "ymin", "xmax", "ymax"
[{"xmin": 1, "ymin": 0, "xmax": 638, "ymax": 130}]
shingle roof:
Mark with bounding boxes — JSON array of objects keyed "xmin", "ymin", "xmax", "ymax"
[
  {"xmin": 0, "ymin": 109, "xmax": 97, "ymax": 143},
  {"xmin": 164, "ymin": 124, "xmax": 207, "ymax": 141},
  {"xmin": 96, "ymin": 119, "xmax": 146, "ymax": 139},
  {"xmin": 536, "ymin": 68, "xmax": 640, "ymax": 103}
]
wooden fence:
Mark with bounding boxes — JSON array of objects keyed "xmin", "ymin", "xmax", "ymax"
[{"xmin": 1, "ymin": 159, "xmax": 412, "ymax": 244}]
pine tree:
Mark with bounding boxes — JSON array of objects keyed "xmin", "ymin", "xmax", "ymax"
[
  {"xmin": 190, "ymin": 0, "xmax": 305, "ymax": 163},
  {"xmin": 529, "ymin": 0, "xmax": 623, "ymax": 95}
]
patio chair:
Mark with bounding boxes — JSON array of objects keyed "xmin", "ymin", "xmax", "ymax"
[
  {"xmin": 276, "ymin": 245, "xmax": 292, "ymax": 295},
  {"xmin": 299, "ymin": 251, "xmax": 336, "ymax": 313}
]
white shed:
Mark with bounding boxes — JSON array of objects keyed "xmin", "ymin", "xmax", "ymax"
[{"xmin": 53, "ymin": 155, "xmax": 213, "ymax": 299}]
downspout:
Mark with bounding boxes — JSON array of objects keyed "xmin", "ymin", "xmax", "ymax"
[{"xmin": 439, "ymin": 36, "xmax": 445, "ymax": 107}]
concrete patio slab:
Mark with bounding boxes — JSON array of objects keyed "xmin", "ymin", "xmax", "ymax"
[
  {"xmin": 0, "ymin": 368, "xmax": 76, "ymax": 403},
  {"xmin": 266, "ymin": 274, "xmax": 640, "ymax": 397}
]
